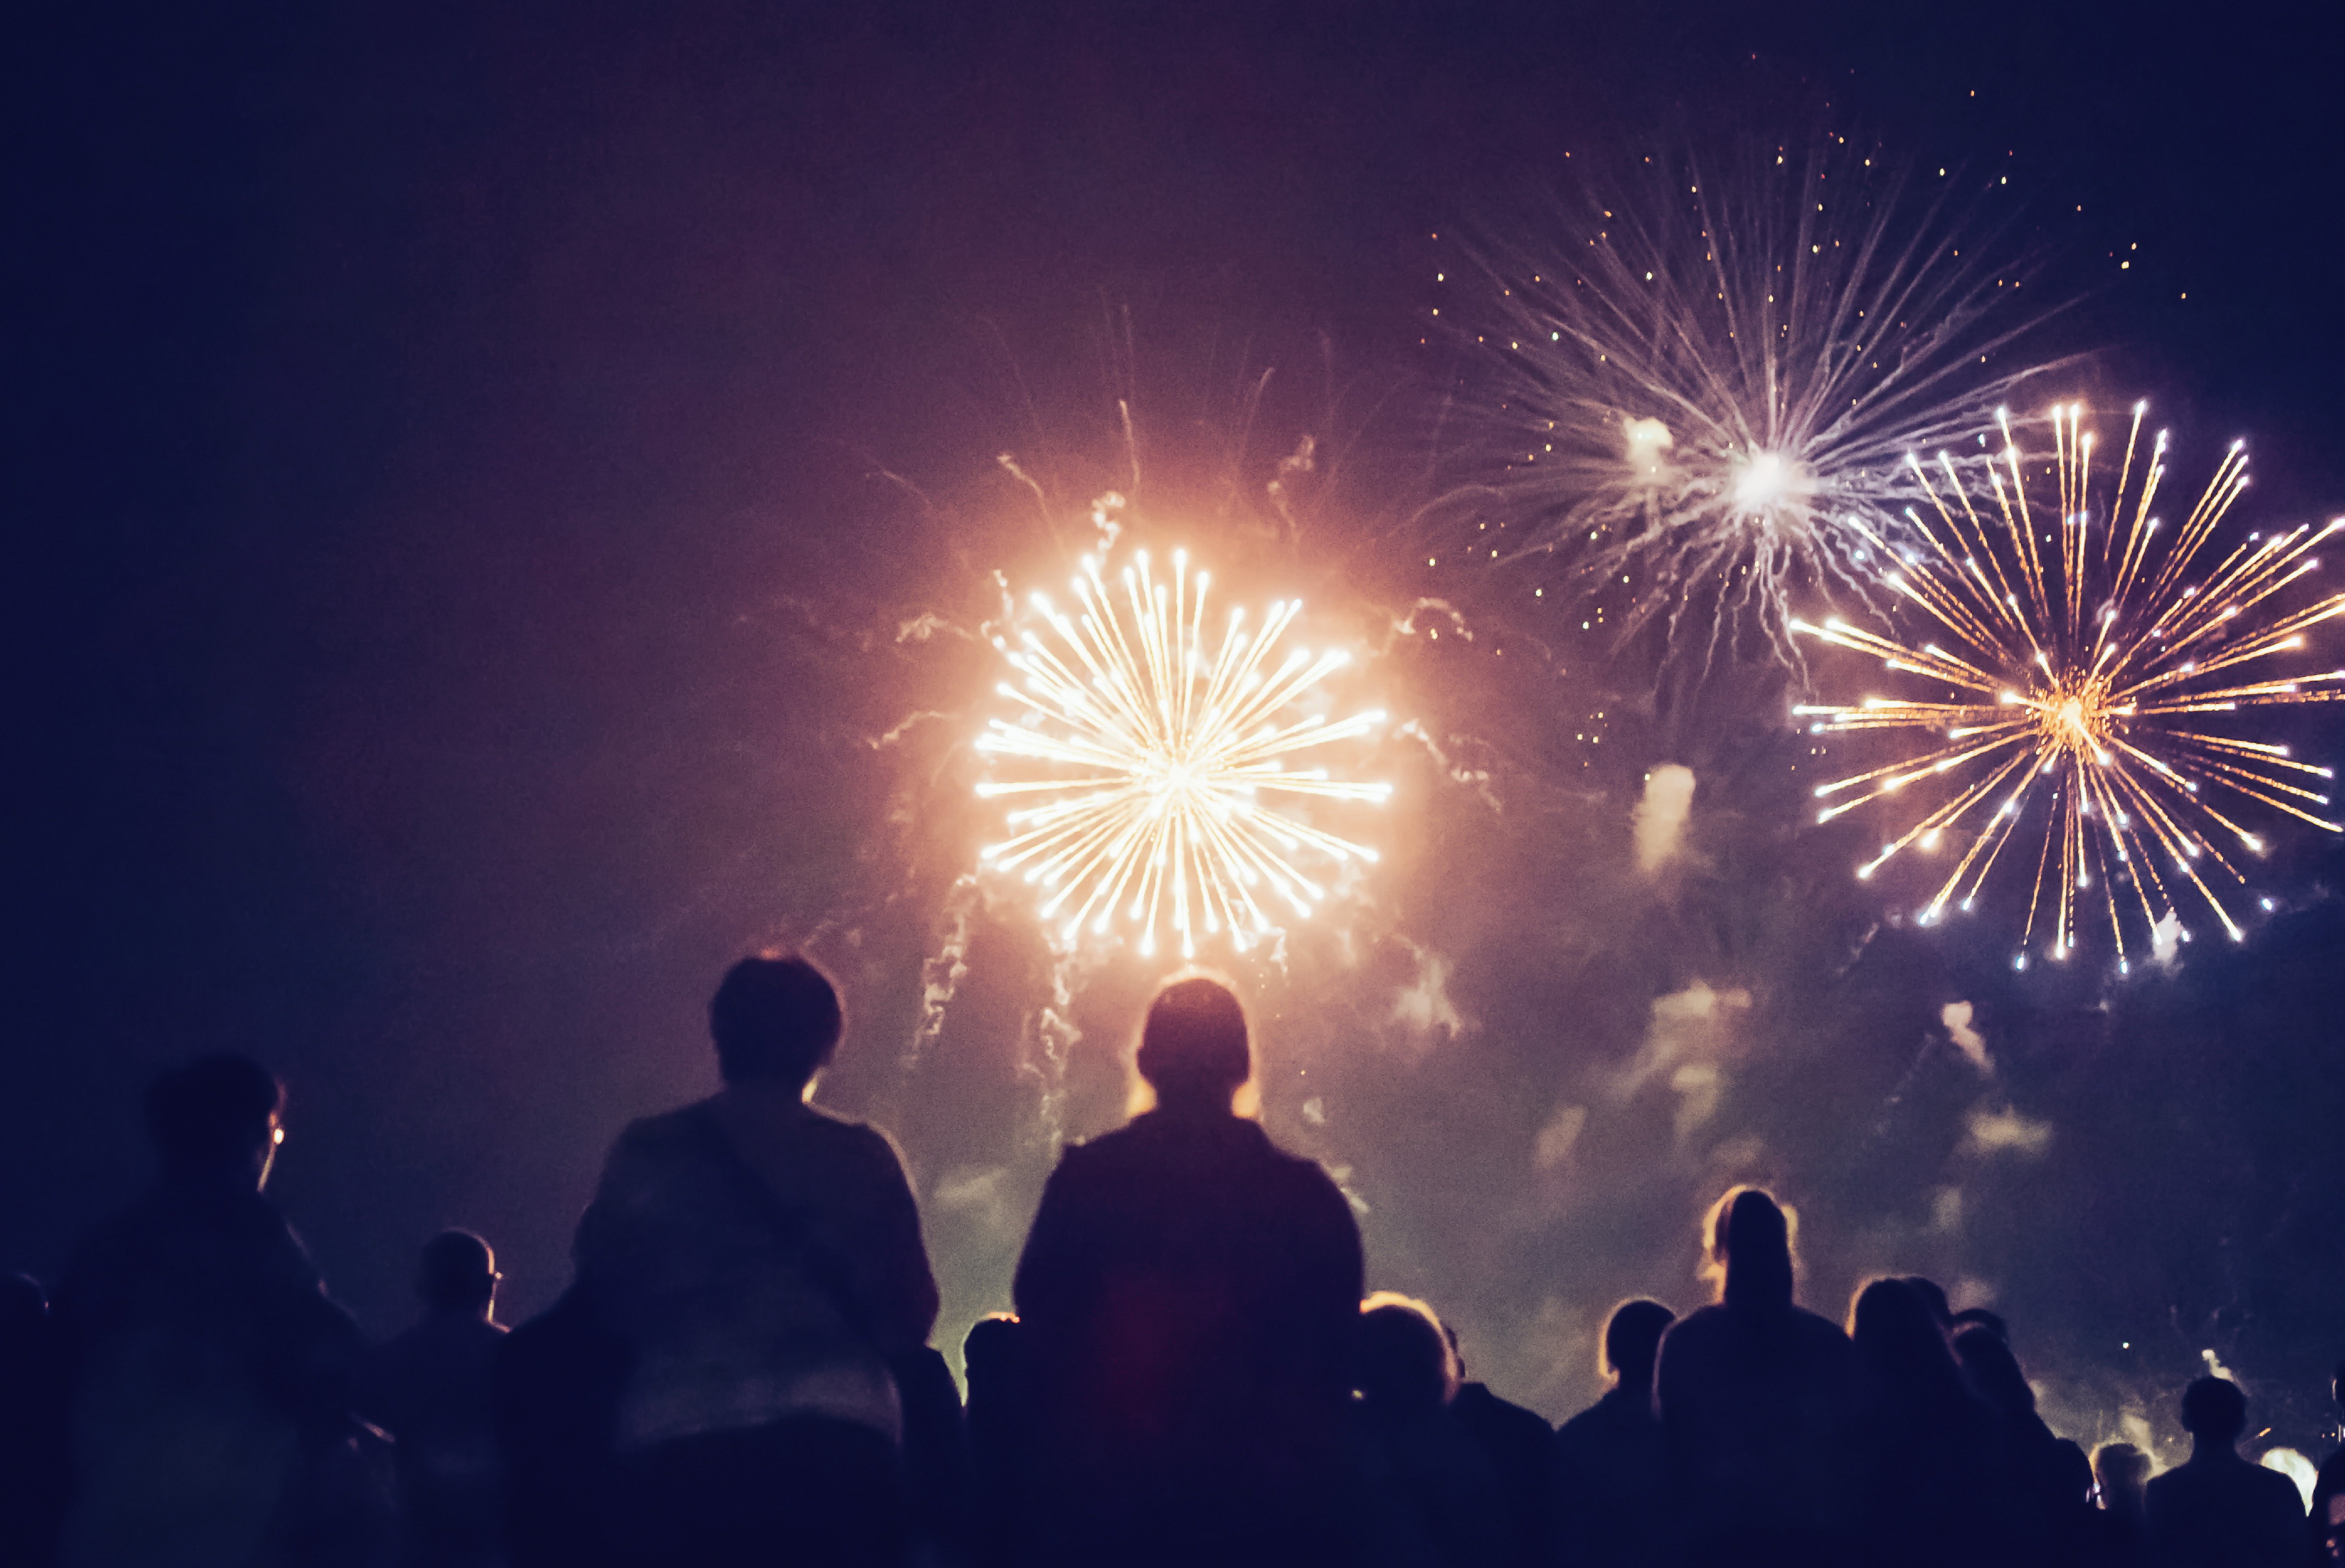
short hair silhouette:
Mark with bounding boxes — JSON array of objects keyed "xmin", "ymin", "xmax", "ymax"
[
  {"xmin": 1952, "ymin": 1324, "xmax": 2035, "ymax": 1416},
  {"xmin": 1948, "ymin": 1306, "xmax": 2009, "ymax": 1341},
  {"xmin": 2179, "ymin": 1375, "xmax": 2247, "ymax": 1442},
  {"xmin": 1899, "ymin": 1275, "xmax": 1953, "ymax": 1328},
  {"xmin": 2094, "ymin": 1441, "xmax": 2150, "ymax": 1496},
  {"xmin": 1600, "ymin": 1298, "xmax": 1676, "ymax": 1388},
  {"xmin": 1701, "ymin": 1186, "xmax": 1795, "ymax": 1310},
  {"xmin": 417, "ymin": 1229, "xmax": 497, "ymax": 1313},
  {"xmin": 1134, "ymin": 975, "xmax": 1251, "ymax": 1111},
  {"xmin": 1357, "ymin": 1292, "xmax": 1456, "ymax": 1415},
  {"xmin": 143, "ymin": 1054, "xmax": 282, "ymax": 1174},
  {"xmin": 709, "ymin": 954, "xmax": 843, "ymax": 1088}
]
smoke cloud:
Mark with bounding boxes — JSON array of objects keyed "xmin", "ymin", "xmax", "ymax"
[
  {"xmin": 1941, "ymin": 1001, "xmax": 1992, "ymax": 1073},
  {"xmin": 1631, "ymin": 764, "xmax": 1697, "ymax": 875}
]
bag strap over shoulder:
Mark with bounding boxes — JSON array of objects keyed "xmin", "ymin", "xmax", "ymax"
[{"xmin": 679, "ymin": 1103, "xmax": 878, "ymax": 1350}]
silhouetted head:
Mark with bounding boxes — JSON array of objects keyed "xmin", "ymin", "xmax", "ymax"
[
  {"xmin": 1, "ymin": 1274, "xmax": 46, "ymax": 1342},
  {"xmin": 417, "ymin": 1229, "xmax": 498, "ymax": 1318},
  {"xmin": 1900, "ymin": 1276, "xmax": 1953, "ymax": 1330},
  {"xmin": 2179, "ymin": 1376, "xmax": 2247, "ymax": 1447},
  {"xmin": 1702, "ymin": 1187, "xmax": 1795, "ymax": 1312},
  {"xmin": 2093, "ymin": 1442, "xmax": 2150, "ymax": 1514},
  {"xmin": 1134, "ymin": 975, "xmax": 1252, "ymax": 1119},
  {"xmin": 1851, "ymin": 1278, "xmax": 1967, "ymax": 1408},
  {"xmin": 1953, "ymin": 1324, "xmax": 2035, "ymax": 1418},
  {"xmin": 1600, "ymin": 1299, "xmax": 1676, "ymax": 1393},
  {"xmin": 144, "ymin": 1054, "xmax": 284, "ymax": 1188},
  {"xmin": 1356, "ymin": 1292, "xmax": 1458, "ymax": 1417},
  {"xmin": 710, "ymin": 955, "xmax": 844, "ymax": 1091},
  {"xmin": 1948, "ymin": 1306, "xmax": 2008, "ymax": 1342}
]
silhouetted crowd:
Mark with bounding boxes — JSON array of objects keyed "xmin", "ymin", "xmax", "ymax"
[{"xmin": 2, "ymin": 956, "xmax": 2339, "ymax": 1567}]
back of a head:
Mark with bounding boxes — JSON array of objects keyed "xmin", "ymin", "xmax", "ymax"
[
  {"xmin": 1952, "ymin": 1324, "xmax": 2034, "ymax": 1418},
  {"xmin": 710, "ymin": 954, "xmax": 843, "ymax": 1090},
  {"xmin": 2179, "ymin": 1375, "xmax": 2246, "ymax": 1445},
  {"xmin": 1948, "ymin": 1306, "xmax": 2009, "ymax": 1342},
  {"xmin": 1356, "ymin": 1292, "xmax": 1457, "ymax": 1417},
  {"xmin": 1601, "ymin": 1298, "xmax": 1676, "ymax": 1393},
  {"xmin": 418, "ymin": 1229, "xmax": 497, "ymax": 1315},
  {"xmin": 1851, "ymin": 1278, "xmax": 1964, "ymax": 1403},
  {"xmin": 2094, "ymin": 1442, "xmax": 2150, "ymax": 1504},
  {"xmin": 1706, "ymin": 1186, "xmax": 1794, "ymax": 1311},
  {"xmin": 143, "ymin": 1054, "xmax": 282, "ymax": 1179},
  {"xmin": 1, "ymin": 1273, "xmax": 46, "ymax": 1341},
  {"xmin": 1899, "ymin": 1275, "xmax": 1953, "ymax": 1330},
  {"xmin": 1134, "ymin": 975, "xmax": 1251, "ymax": 1114}
]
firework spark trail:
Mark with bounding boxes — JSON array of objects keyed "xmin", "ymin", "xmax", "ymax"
[
  {"xmin": 976, "ymin": 545, "xmax": 1392, "ymax": 959},
  {"xmin": 1792, "ymin": 401, "xmax": 2345, "ymax": 970},
  {"xmin": 1454, "ymin": 137, "xmax": 2064, "ymax": 670}
]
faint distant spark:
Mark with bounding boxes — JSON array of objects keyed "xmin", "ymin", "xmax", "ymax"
[{"xmin": 976, "ymin": 545, "xmax": 1391, "ymax": 959}]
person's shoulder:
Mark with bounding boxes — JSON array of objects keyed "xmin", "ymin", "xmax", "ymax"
[
  {"xmin": 1661, "ymin": 1303, "xmax": 1733, "ymax": 1342},
  {"xmin": 1789, "ymin": 1304, "xmax": 1853, "ymax": 1346},
  {"xmin": 794, "ymin": 1102, "xmax": 915, "ymax": 1173},
  {"xmin": 2243, "ymin": 1458, "xmax": 2306, "ymax": 1512}
]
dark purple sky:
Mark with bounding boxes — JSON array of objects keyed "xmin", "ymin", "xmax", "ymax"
[{"xmin": 10, "ymin": 0, "xmax": 2342, "ymax": 1452}]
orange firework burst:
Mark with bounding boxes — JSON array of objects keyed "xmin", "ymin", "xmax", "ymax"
[
  {"xmin": 1793, "ymin": 402, "xmax": 2345, "ymax": 970},
  {"xmin": 976, "ymin": 546, "xmax": 1391, "ymax": 959}
]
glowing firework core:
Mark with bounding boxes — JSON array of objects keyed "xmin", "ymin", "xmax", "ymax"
[
  {"xmin": 1794, "ymin": 403, "xmax": 2345, "ymax": 969},
  {"xmin": 977, "ymin": 547, "xmax": 1391, "ymax": 959}
]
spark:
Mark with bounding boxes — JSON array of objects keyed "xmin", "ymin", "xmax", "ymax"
[
  {"xmin": 975, "ymin": 546, "xmax": 1392, "ymax": 959},
  {"xmin": 1456, "ymin": 135, "xmax": 2061, "ymax": 669},
  {"xmin": 1792, "ymin": 402, "xmax": 2345, "ymax": 965}
]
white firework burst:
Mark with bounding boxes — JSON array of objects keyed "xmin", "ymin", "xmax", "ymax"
[
  {"xmin": 976, "ymin": 545, "xmax": 1392, "ymax": 958},
  {"xmin": 1451, "ymin": 134, "xmax": 2064, "ymax": 669}
]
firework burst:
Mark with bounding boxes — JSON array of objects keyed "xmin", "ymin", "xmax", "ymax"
[
  {"xmin": 1451, "ymin": 137, "xmax": 2059, "ymax": 667},
  {"xmin": 1793, "ymin": 402, "xmax": 2345, "ymax": 969},
  {"xmin": 976, "ymin": 545, "xmax": 1392, "ymax": 959}
]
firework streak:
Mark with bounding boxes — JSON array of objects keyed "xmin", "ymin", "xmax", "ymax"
[
  {"xmin": 977, "ymin": 548, "xmax": 1390, "ymax": 959},
  {"xmin": 1794, "ymin": 403, "xmax": 2345, "ymax": 968}
]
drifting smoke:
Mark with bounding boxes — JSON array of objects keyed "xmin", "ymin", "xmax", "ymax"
[
  {"xmin": 1613, "ymin": 980, "xmax": 1751, "ymax": 1147},
  {"xmin": 1391, "ymin": 937, "xmax": 1468, "ymax": 1044},
  {"xmin": 1963, "ymin": 1104, "xmax": 2053, "ymax": 1158},
  {"xmin": 1632, "ymin": 764, "xmax": 1697, "ymax": 875},
  {"xmin": 1940, "ymin": 1000, "xmax": 1992, "ymax": 1074}
]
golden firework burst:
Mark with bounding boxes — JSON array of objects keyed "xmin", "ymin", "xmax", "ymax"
[
  {"xmin": 976, "ymin": 546, "xmax": 1391, "ymax": 959},
  {"xmin": 1793, "ymin": 402, "xmax": 2345, "ymax": 969}
]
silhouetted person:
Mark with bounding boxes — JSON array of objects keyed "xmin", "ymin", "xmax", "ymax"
[
  {"xmin": 1844, "ymin": 1277, "xmax": 2008, "ymax": 1566},
  {"xmin": 1552, "ymin": 1298, "xmax": 1674, "ymax": 1568},
  {"xmin": 361, "ymin": 1231, "xmax": 506, "ymax": 1567},
  {"xmin": 2094, "ymin": 1442, "xmax": 2153, "ymax": 1568},
  {"xmin": 50, "ymin": 1054, "xmax": 367, "ymax": 1568},
  {"xmin": 1013, "ymin": 975, "xmax": 1364, "ymax": 1568},
  {"xmin": 1441, "ymin": 1325, "xmax": 1553, "ymax": 1568},
  {"xmin": 960, "ymin": 1314, "xmax": 1036, "ymax": 1568},
  {"xmin": 1652, "ymin": 1187, "xmax": 1858, "ymax": 1562},
  {"xmin": 2311, "ymin": 1359, "xmax": 2345, "ymax": 1566},
  {"xmin": 1954, "ymin": 1323, "xmax": 2096, "ymax": 1563},
  {"xmin": 1950, "ymin": 1307, "xmax": 2011, "ymax": 1342},
  {"xmin": 0, "ymin": 1273, "xmax": 67, "ymax": 1567},
  {"xmin": 572, "ymin": 954, "xmax": 938, "ymax": 1568},
  {"xmin": 1900, "ymin": 1276, "xmax": 1955, "ymax": 1332},
  {"xmin": 2144, "ymin": 1377, "xmax": 2304, "ymax": 1568},
  {"xmin": 1349, "ymin": 1294, "xmax": 1508, "ymax": 1568}
]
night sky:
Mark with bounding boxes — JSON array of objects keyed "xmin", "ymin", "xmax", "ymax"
[{"xmin": 10, "ymin": 0, "xmax": 2343, "ymax": 1463}]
